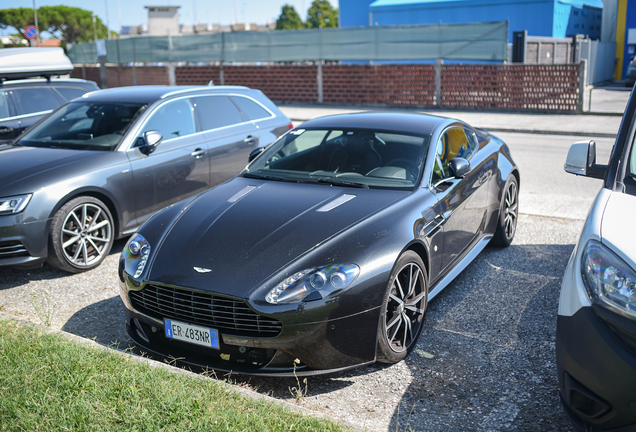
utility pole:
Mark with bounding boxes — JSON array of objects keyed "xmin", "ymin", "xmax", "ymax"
[
  {"xmin": 104, "ymin": 0, "xmax": 111, "ymax": 39},
  {"xmin": 92, "ymin": 13, "xmax": 98, "ymax": 42},
  {"xmin": 32, "ymin": 0, "xmax": 39, "ymax": 46}
]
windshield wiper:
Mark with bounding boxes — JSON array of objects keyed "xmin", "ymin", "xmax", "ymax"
[
  {"xmin": 310, "ymin": 178, "xmax": 369, "ymax": 189},
  {"xmin": 243, "ymin": 172, "xmax": 301, "ymax": 183}
]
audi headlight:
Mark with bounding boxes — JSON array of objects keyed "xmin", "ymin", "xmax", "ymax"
[
  {"xmin": 0, "ymin": 194, "xmax": 32, "ymax": 215},
  {"xmin": 266, "ymin": 264, "xmax": 360, "ymax": 304},
  {"xmin": 581, "ymin": 240, "xmax": 636, "ymax": 319},
  {"xmin": 122, "ymin": 234, "xmax": 151, "ymax": 279}
]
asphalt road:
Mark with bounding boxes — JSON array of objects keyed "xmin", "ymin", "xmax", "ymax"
[{"xmin": 0, "ymin": 130, "xmax": 616, "ymax": 431}]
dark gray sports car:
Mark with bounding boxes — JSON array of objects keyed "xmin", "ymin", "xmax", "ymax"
[{"xmin": 119, "ymin": 112, "xmax": 519, "ymax": 375}]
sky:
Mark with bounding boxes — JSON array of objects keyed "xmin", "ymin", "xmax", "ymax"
[{"xmin": 1, "ymin": 0, "xmax": 339, "ymax": 35}]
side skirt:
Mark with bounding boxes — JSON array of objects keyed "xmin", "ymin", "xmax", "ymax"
[{"xmin": 428, "ymin": 234, "xmax": 493, "ymax": 301}]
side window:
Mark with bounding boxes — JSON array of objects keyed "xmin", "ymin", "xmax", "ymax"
[
  {"xmin": 230, "ymin": 96, "xmax": 271, "ymax": 121},
  {"xmin": 56, "ymin": 87, "xmax": 91, "ymax": 101},
  {"xmin": 11, "ymin": 88, "xmax": 61, "ymax": 116},
  {"xmin": 0, "ymin": 91, "xmax": 10, "ymax": 120},
  {"xmin": 432, "ymin": 127, "xmax": 474, "ymax": 182},
  {"xmin": 193, "ymin": 96, "xmax": 244, "ymax": 131},
  {"xmin": 141, "ymin": 99, "xmax": 195, "ymax": 141}
]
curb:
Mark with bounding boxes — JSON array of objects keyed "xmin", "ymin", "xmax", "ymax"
[{"xmin": 0, "ymin": 311, "xmax": 365, "ymax": 432}]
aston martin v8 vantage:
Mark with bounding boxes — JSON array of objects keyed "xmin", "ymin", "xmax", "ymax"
[{"xmin": 119, "ymin": 112, "xmax": 519, "ymax": 375}]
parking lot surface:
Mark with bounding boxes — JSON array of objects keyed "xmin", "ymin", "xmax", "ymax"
[{"xmin": 0, "ymin": 122, "xmax": 618, "ymax": 430}]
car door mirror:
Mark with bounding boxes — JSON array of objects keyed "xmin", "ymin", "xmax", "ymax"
[
  {"xmin": 448, "ymin": 157, "xmax": 470, "ymax": 178},
  {"xmin": 564, "ymin": 140, "xmax": 606, "ymax": 180},
  {"xmin": 248, "ymin": 146, "xmax": 265, "ymax": 162},
  {"xmin": 137, "ymin": 130, "xmax": 163, "ymax": 155}
]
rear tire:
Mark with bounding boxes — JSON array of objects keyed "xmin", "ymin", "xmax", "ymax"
[
  {"xmin": 492, "ymin": 175, "xmax": 518, "ymax": 247},
  {"xmin": 47, "ymin": 196, "xmax": 114, "ymax": 273},
  {"xmin": 376, "ymin": 251, "xmax": 428, "ymax": 364}
]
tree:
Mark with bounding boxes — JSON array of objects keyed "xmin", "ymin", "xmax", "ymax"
[
  {"xmin": 275, "ymin": 4, "xmax": 305, "ymax": 30},
  {"xmin": 306, "ymin": 0, "xmax": 338, "ymax": 29},
  {"xmin": 0, "ymin": 8, "xmax": 37, "ymax": 40},
  {"xmin": 39, "ymin": 6, "xmax": 109, "ymax": 45}
]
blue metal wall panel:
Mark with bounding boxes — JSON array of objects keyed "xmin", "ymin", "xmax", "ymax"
[
  {"xmin": 342, "ymin": 0, "xmax": 604, "ymax": 42},
  {"xmin": 341, "ymin": 0, "xmax": 377, "ymax": 27},
  {"xmin": 369, "ymin": 0, "xmax": 554, "ymax": 41},
  {"xmin": 623, "ymin": 0, "xmax": 636, "ymax": 79}
]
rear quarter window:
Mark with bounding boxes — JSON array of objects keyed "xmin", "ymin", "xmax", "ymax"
[
  {"xmin": 230, "ymin": 96, "xmax": 272, "ymax": 121},
  {"xmin": 55, "ymin": 87, "xmax": 91, "ymax": 101},
  {"xmin": 193, "ymin": 95, "xmax": 244, "ymax": 131},
  {"xmin": 12, "ymin": 88, "xmax": 61, "ymax": 115}
]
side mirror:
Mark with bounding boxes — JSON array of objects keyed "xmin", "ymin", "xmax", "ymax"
[
  {"xmin": 248, "ymin": 146, "xmax": 265, "ymax": 162},
  {"xmin": 137, "ymin": 130, "xmax": 163, "ymax": 155},
  {"xmin": 564, "ymin": 140, "xmax": 606, "ymax": 179},
  {"xmin": 448, "ymin": 157, "xmax": 470, "ymax": 179}
]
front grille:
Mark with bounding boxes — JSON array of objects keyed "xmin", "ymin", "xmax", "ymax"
[
  {"xmin": 0, "ymin": 241, "xmax": 28, "ymax": 258},
  {"xmin": 129, "ymin": 284, "xmax": 282, "ymax": 338}
]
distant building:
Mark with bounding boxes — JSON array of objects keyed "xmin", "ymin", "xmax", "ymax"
[
  {"xmin": 341, "ymin": 0, "xmax": 604, "ymax": 42},
  {"xmin": 145, "ymin": 6, "xmax": 180, "ymax": 36}
]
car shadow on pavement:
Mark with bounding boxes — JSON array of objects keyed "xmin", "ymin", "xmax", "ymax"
[
  {"xmin": 61, "ymin": 295, "xmax": 135, "ymax": 351},
  {"xmin": 0, "ymin": 238, "xmax": 127, "ymax": 291},
  {"xmin": 386, "ymin": 242, "xmax": 577, "ymax": 431}
]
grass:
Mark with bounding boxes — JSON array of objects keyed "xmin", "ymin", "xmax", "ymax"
[{"xmin": 0, "ymin": 320, "xmax": 348, "ymax": 432}]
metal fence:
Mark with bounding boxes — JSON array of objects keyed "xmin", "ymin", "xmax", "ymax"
[
  {"xmin": 578, "ymin": 40, "xmax": 616, "ymax": 85},
  {"xmin": 67, "ymin": 21, "xmax": 509, "ymax": 64}
]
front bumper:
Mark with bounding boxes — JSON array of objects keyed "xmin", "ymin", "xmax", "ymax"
[
  {"xmin": 556, "ymin": 305, "xmax": 636, "ymax": 431},
  {"xmin": 0, "ymin": 214, "xmax": 50, "ymax": 268},
  {"xmin": 120, "ymin": 275, "xmax": 381, "ymax": 376}
]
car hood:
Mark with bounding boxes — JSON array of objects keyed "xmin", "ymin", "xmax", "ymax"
[
  {"xmin": 148, "ymin": 177, "xmax": 409, "ymax": 297},
  {"xmin": 600, "ymin": 191, "xmax": 636, "ymax": 269},
  {"xmin": 0, "ymin": 144, "xmax": 101, "ymax": 193}
]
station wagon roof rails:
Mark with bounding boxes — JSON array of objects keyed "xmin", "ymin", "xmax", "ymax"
[
  {"xmin": 0, "ymin": 47, "xmax": 73, "ymax": 85},
  {"xmin": 160, "ymin": 85, "xmax": 250, "ymax": 99}
]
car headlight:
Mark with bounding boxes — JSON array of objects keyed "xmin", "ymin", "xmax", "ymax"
[
  {"xmin": 0, "ymin": 194, "xmax": 32, "ymax": 215},
  {"xmin": 122, "ymin": 234, "xmax": 151, "ymax": 278},
  {"xmin": 581, "ymin": 240, "xmax": 636, "ymax": 319},
  {"xmin": 266, "ymin": 264, "xmax": 360, "ymax": 304}
]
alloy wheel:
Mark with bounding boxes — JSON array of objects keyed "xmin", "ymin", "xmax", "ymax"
[
  {"xmin": 503, "ymin": 181, "xmax": 518, "ymax": 240},
  {"xmin": 384, "ymin": 262, "xmax": 427, "ymax": 353},
  {"xmin": 60, "ymin": 202, "xmax": 112, "ymax": 267}
]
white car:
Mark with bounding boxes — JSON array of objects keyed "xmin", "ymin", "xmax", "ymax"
[{"xmin": 557, "ymin": 86, "xmax": 636, "ymax": 430}]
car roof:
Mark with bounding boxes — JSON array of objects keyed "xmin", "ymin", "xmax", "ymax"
[
  {"xmin": 0, "ymin": 77, "xmax": 98, "ymax": 88},
  {"xmin": 79, "ymin": 85, "xmax": 253, "ymax": 104},
  {"xmin": 298, "ymin": 112, "xmax": 458, "ymax": 136}
]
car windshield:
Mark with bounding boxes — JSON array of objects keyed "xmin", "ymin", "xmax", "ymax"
[
  {"xmin": 245, "ymin": 128, "xmax": 429, "ymax": 190},
  {"xmin": 16, "ymin": 101, "xmax": 146, "ymax": 151}
]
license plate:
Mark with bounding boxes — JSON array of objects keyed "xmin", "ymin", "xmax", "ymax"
[{"xmin": 164, "ymin": 319, "xmax": 219, "ymax": 349}]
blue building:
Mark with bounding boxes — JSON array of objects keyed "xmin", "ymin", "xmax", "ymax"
[{"xmin": 340, "ymin": 0, "xmax": 604, "ymax": 42}]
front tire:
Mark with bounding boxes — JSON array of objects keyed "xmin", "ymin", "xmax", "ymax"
[
  {"xmin": 492, "ymin": 175, "xmax": 518, "ymax": 248},
  {"xmin": 47, "ymin": 196, "xmax": 114, "ymax": 273},
  {"xmin": 376, "ymin": 251, "xmax": 428, "ymax": 364}
]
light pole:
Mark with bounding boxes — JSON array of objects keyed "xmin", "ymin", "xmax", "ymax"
[
  {"xmin": 92, "ymin": 13, "xmax": 97, "ymax": 42},
  {"xmin": 32, "ymin": 0, "xmax": 39, "ymax": 46},
  {"xmin": 104, "ymin": 0, "xmax": 111, "ymax": 39}
]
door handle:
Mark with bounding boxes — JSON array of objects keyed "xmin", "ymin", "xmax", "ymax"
[
  {"xmin": 0, "ymin": 126, "xmax": 14, "ymax": 134},
  {"xmin": 244, "ymin": 135, "xmax": 256, "ymax": 144},
  {"xmin": 190, "ymin": 148, "xmax": 206, "ymax": 159}
]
